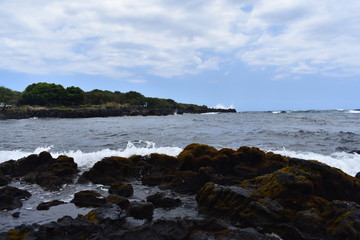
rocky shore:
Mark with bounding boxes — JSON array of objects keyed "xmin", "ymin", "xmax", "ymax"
[
  {"xmin": 0, "ymin": 106, "xmax": 236, "ymax": 119},
  {"xmin": 1, "ymin": 144, "xmax": 360, "ymax": 239}
]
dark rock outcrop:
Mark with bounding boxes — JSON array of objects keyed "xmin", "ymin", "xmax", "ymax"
[
  {"xmin": 146, "ymin": 192, "xmax": 182, "ymax": 209},
  {"xmin": 0, "ymin": 106, "xmax": 236, "ymax": 120},
  {"xmin": 2, "ymin": 143, "xmax": 360, "ymax": 240},
  {"xmin": 78, "ymin": 156, "xmax": 137, "ymax": 185},
  {"xmin": 71, "ymin": 190, "xmax": 106, "ymax": 208},
  {"xmin": 108, "ymin": 182, "xmax": 134, "ymax": 197},
  {"xmin": 128, "ymin": 201, "xmax": 154, "ymax": 221},
  {"xmin": 0, "ymin": 186, "xmax": 31, "ymax": 210},
  {"xmin": 106, "ymin": 194, "xmax": 130, "ymax": 210},
  {"xmin": 0, "ymin": 152, "xmax": 78, "ymax": 191},
  {"xmin": 196, "ymin": 158, "xmax": 360, "ymax": 240},
  {"xmin": 37, "ymin": 200, "xmax": 66, "ymax": 210}
]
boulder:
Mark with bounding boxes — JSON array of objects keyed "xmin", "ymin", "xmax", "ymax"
[
  {"xmin": 146, "ymin": 192, "xmax": 181, "ymax": 209},
  {"xmin": 37, "ymin": 200, "xmax": 66, "ymax": 210},
  {"xmin": 128, "ymin": 201, "xmax": 154, "ymax": 221},
  {"xmin": 71, "ymin": 190, "xmax": 106, "ymax": 208},
  {"xmin": 0, "ymin": 152, "xmax": 78, "ymax": 191},
  {"xmin": 0, "ymin": 186, "xmax": 31, "ymax": 210},
  {"xmin": 106, "ymin": 194, "xmax": 130, "ymax": 210},
  {"xmin": 108, "ymin": 182, "xmax": 134, "ymax": 197},
  {"xmin": 83, "ymin": 203, "xmax": 126, "ymax": 223},
  {"xmin": 160, "ymin": 171, "xmax": 208, "ymax": 194},
  {"xmin": 78, "ymin": 156, "xmax": 136, "ymax": 185}
]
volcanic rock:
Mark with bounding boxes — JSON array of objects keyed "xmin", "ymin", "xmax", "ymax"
[
  {"xmin": 108, "ymin": 182, "xmax": 134, "ymax": 197},
  {"xmin": 0, "ymin": 152, "xmax": 78, "ymax": 191},
  {"xmin": 0, "ymin": 186, "xmax": 31, "ymax": 210},
  {"xmin": 146, "ymin": 192, "xmax": 181, "ymax": 209},
  {"xmin": 37, "ymin": 200, "xmax": 66, "ymax": 210},
  {"xmin": 128, "ymin": 201, "xmax": 154, "ymax": 221},
  {"xmin": 71, "ymin": 190, "xmax": 106, "ymax": 208}
]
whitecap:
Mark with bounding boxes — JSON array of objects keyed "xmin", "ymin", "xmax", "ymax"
[
  {"xmin": 0, "ymin": 141, "xmax": 183, "ymax": 170},
  {"xmin": 271, "ymin": 148, "xmax": 360, "ymax": 177}
]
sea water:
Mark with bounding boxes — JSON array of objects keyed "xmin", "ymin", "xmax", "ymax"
[{"xmin": 1, "ymin": 110, "xmax": 360, "ymax": 230}]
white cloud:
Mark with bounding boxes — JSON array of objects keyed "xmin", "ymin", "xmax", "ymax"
[{"xmin": 0, "ymin": 0, "xmax": 360, "ymax": 79}]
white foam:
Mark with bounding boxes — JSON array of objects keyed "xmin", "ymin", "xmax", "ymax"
[
  {"xmin": 0, "ymin": 141, "xmax": 183, "ymax": 170},
  {"xmin": 348, "ymin": 110, "xmax": 360, "ymax": 114},
  {"xmin": 272, "ymin": 148, "xmax": 360, "ymax": 177},
  {"xmin": 201, "ymin": 112, "xmax": 219, "ymax": 115}
]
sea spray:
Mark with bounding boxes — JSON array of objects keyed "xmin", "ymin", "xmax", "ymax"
[
  {"xmin": 0, "ymin": 141, "xmax": 183, "ymax": 170},
  {"xmin": 272, "ymin": 148, "xmax": 360, "ymax": 176}
]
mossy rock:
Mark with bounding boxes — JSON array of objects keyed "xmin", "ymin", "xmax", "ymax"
[
  {"xmin": 71, "ymin": 190, "xmax": 106, "ymax": 208},
  {"xmin": 108, "ymin": 182, "xmax": 134, "ymax": 197},
  {"xmin": 289, "ymin": 158, "xmax": 360, "ymax": 203},
  {"xmin": 6, "ymin": 229, "xmax": 30, "ymax": 240},
  {"xmin": 79, "ymin": 156, "xmax": 136, "ymax": 185},
  {"xmin": 178, "ymin": 144, "xmax": 218, "ymax": 171}
]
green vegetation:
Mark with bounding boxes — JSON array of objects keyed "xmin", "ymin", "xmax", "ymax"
[
  {"xmin": 0, "ymin": 86, "xmax": 21, "ymax": 105},
  {"xmin": 0, "ymin": 82, "xmax": 211, "ymax": 111}
]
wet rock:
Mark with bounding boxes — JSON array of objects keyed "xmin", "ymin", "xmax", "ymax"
[
  {"xmin": 188, "ymin": 228, "xmax": 279, "ymax": 240},
  {"xmin": 0, "ymin": 175, "xmax": 10, "ymax": 186},
  {"xmin": 37, "ymin": 200, "xmax": 66, "ymax": 210},
  {"xmin": 0, "ymin": 152, "xmax": 78, "ymax": 191},
  {"xmin": 151, "ymin": 218, "xmax": 190, "ymax": 240},
  {"xmin": 161, "ymin": 171, "xmax": 208, "ymax": 194},
  {"xmin": 147, "ymin": 192, "xmax": 181, "ymax": 209},
  {"xmin": 83, "ymin": 203, "xmax": 127, "ymax": 223},
  {"xmin": 71, "ymin": 190, "xmax": 106, "ymax": 208},
  {"xmin": 109, "ymin": 182, "xmax": 134, "ymax": 197},
  {"xmin": 349, "ymin": 150, "xmax": 360, "ymax": 154},
  {"xmin": 106, "ymin": 194, "xmax": 130, "ymax": 210},
  {"xmin": 128, "ymin": 201, "xmax": 154, "ymax": 221},
  {"xmin": 0, "ymin": 186, "xmax": 31, "ymax": 210},
  {"xmin": 12, "ymin": 212, "xmax": 20, "ymax": 218}
]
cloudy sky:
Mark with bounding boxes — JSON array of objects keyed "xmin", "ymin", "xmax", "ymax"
[{"xmin": 0, "ymin": 0, "xmax": 359, "ymax": 111}]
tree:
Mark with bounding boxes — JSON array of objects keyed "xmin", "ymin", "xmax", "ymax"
[
  {"xmin": 20, "ymin": 82, "xmax": 67, "ymax": 106},
  {"xmin": 0, "ymin": 86, "xmax": 21, "ymax": 105},
  {"xmin": 65, "ymin": 86, "xmax": 84, "ymax": 106}
]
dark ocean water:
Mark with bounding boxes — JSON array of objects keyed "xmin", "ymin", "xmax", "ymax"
[
  {"xmin": 1, "ymin": 110, "xmax": 360, "ymax": 231},
  {"xmin": 1, "ymin": 110, "xmax": 360, "ymax": 154}
]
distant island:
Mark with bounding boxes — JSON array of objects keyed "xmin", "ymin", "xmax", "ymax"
[{"xmin": 0, "ymin": 83, "xmax": 236, "ymax": 119}]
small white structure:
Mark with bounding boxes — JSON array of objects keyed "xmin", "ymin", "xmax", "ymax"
[{"xmin": 0, "ymin": 102, "xmax": 11, "ymax": 110}]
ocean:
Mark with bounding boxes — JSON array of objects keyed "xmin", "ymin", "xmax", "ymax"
[{"xmin": 1, "ymin": 110, "xmax": 360, "ymax": 231}]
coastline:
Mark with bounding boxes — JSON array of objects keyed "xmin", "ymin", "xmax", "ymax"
[
  {"xmin": 0, "ymin": 106, "xmax": 236, "ymax": 120},
  {"xmin": 1, "ymin": 144, "xmax": 360, "ymax": 239}
]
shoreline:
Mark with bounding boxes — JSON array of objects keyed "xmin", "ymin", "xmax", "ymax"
[
  {"xmin": 0, "ymin": 106, "xmax": 236, "ymax": 120},
  {"xmin": 1, "ymin": 144, "xmax": 360, "ymax": 239}
]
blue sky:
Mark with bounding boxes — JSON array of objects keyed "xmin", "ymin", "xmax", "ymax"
[{"xmin": 0, "ymin": 0, "xmax": 359, "ymax": 111}]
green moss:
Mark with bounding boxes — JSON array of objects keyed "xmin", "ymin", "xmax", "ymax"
[
  {"xmin": 7, "ymin": 229, "xmax": 30, "ymax": 240},
  {"xmin": 83, "ymin": 210, "xmax": 98, "ymax": 223}
]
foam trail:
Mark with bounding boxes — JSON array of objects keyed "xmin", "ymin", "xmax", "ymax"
[
  {"xmin": 272, "ymin": 149, "xmax": 360, "ymax": 177},
  {"xmin": 0, "ymin": 141, "xmax": 183, "ymax": 170}
]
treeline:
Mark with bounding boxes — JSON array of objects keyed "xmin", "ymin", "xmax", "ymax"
[{"xmin": 0, "ymin": 82, "xmax": 208, "ymax": 111}]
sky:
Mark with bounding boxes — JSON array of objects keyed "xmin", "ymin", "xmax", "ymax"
[{"xmin": 0, "ymin": 0, "xmax": 359, "ymax": 111}]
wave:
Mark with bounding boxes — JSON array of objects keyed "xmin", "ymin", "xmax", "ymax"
[
  {"xmin": 348, "ymin": 110, "xmax": 360, "ymax": 114},
  {"xmin": 272, "ymin": 148, "xmax": 360, "ymax": 177},
  {"xmin": 0, "ymin": 141, "xmax": 183, "ymax": 170},
  {"xmin": 201, "ymin": 112, "xmax": 219, "ymax": 115}
]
